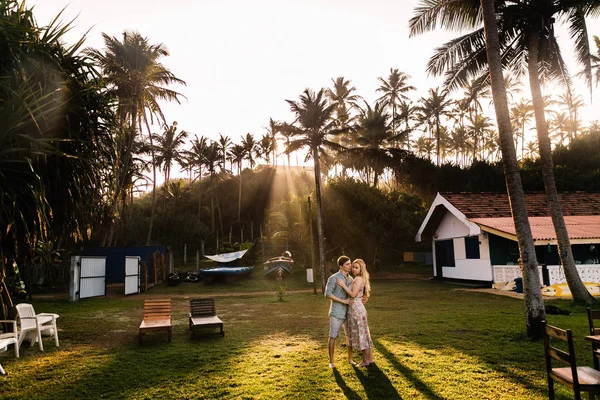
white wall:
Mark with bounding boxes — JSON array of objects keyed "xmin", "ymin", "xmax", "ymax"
[
  {"xmin": 432, "ymin": 232, "xmax": 493, "ymax": 281},
  {"xmin": 435, "ymin": 212, "xmax": 471, "ymax": 240}
]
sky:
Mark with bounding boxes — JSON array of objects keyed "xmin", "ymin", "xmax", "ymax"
[{"xmin": 28, "ymin": 0, "xmax": 600, "ymax": 161}]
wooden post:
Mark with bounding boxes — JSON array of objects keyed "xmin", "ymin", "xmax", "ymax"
[
  {"xmin": 241, "ymin": 225, "xmax": 244, "ymax": 243},
  {"xmin": 229, "ymin": 226, "xmax": 232, "ymax": 243},
  {"xmin": 196, "ymin": 250, "xmax": 199, "ymax": 271},
  {"xmin": 184, "ymin": 243, "xmax": 187, "ymax": 265},
  {"xmin": 216, "ymin": 232, "xmax": 219, "ymax": 254},
  {"xmin": 201, "ymin": 239, "xmax": 205, "ymax": 257}
]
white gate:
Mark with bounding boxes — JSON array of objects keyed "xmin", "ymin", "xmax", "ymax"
[
  {"xmin": 79, "ymin": 257, "xmax": 106, "ymax": 299},
  {"xmin": 125, "ymin": 256, "xmax": 140, "ymax": 295}
]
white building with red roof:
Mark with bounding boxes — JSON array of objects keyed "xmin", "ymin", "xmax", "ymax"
[{"xmin": 415, "ymin": 192, "xmax": 600, "ymax": 286}]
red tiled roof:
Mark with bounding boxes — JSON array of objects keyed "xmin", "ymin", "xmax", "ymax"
[
  {"xmin": 441, "ymin": 192, "xmax": 600, "ymax": 218},
  {"xmin": 471, "ymin": 216, "xmax": 600, "ymax": 241}
]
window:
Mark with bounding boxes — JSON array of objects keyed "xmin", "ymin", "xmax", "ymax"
[
  {"xmin": 465, "ymin": 237, "xmax": 480, "ymax": 259},
  {"xmin": 435, "ymin": 240, "xmax": 455, "ymax": 267}
]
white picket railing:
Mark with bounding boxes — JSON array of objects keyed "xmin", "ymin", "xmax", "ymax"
[{"xmin": 493, "ymin": 264, "xmax": 600, "ymax": 285}]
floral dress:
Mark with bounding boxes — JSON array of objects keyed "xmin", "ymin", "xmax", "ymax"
[{"xmin": 346, "ymin": 282, "xmax": 373, "ymax": 350}]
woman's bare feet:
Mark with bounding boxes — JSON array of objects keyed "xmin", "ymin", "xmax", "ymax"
[
  {"xmin": 348, "ymin": 359, "xmax": 357, "ymax": 365},
  {"xmin": 357, "ymin": 361, "xmax": 369, "ymax": 367}
]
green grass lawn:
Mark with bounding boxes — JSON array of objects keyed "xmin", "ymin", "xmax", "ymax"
[{"xmin": 0, "ymin": 266, "xmax": 591, "ymax": 399}]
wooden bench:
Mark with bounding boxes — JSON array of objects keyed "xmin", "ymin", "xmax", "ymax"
[
  {"xmin": 189, "ymin": 298, "xmax": 224, "ymax": 337},
  {"xmin": 139, "ymin": 299, "xmax": 172, "ymax": 343}
]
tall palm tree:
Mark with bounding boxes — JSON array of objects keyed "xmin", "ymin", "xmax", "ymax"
[
  {"xmin": 217, "ymin": 133, "xmax": 232, "ymax": 173},
  {"xmin": 285, "ymin": 88, "xmax": 346, "ymax": 293},
  {"xmin": 228, "ymin": 144, "xmax": 247, "ymax": 221},
  {"xmin": 266, "ymin": 118, "xmax": 280, "ymax": 166},
  {"xmin": 479, "ymin": 0, "xmax": 547, "ymax": 338},
  {"xmin": 187, "ymin": 135, "xmax": 209, "ymax": 221},
  {"xmin": 376, "ymin": 69, "xmax": 416, "ymax": 137},
  {"xmin": 88, "ymin": 31, "xmax": 185, "ymax": 246},
  {"xmin": 467, "ymin": 114, "xmax": 494, "ymax": 161},
  {"xmin": 416, "ymin": 87, "xmax": 453, "ymax": 165},
  {"xmin": 153, "ymin": 121, "xmax": 188, "ymax": 191},
  {"xmin": 510, "ymin": 99, "xmax": 535, "ymax": 160},
  {"xmin": 351, "ymin": 102, "xmax": 408, "ymax": 187},
  {"xmin": 410, "ymin": 0, "xmax": 599, "ymax": 307},
  {"xmin": 326, "ymin": 76, "xmax": 361, "ymax": 129},
  {"xmin": 593, "ymin": 35, "xmax": 600, "ymax": 85},
  {"xmin": 258, "ymin": 134, "xmax": 274, "ymax": 165},
  {"xmin": 203, "ymin": 142, "xmax": 222, "ymax": 234},
  {"xmin": 241, "ymin": 133, "xmax": 258, "ymax": 170},
  {"xmin": 557, "ymin": 90, "xmax": 585, "ymax": 143}
]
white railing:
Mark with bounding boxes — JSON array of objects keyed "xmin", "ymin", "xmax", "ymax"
[{"xmin": 493, "ymin": 264, "xmax": 600, "ymax": 285}]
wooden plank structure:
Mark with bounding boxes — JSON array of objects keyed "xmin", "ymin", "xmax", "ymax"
[
  {"xmin": 189, "ymin": 298, "xmax": 224, "ymax": 337},
  {"xmin": 139, "ymin": 299, "xmax": 172, "ymax": 343}
]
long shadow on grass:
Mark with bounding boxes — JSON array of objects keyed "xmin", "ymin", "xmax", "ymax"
[
  {"xmin": 332, "ymin": 368, "xmax": 361, "ymax": 400},
  {"xmin": 353, "ymin": 363, "xmax": 402, "ymax": 400},
  {"xmin": 374, "ymin": 340, "xmax": 445, "ymax": 400}
]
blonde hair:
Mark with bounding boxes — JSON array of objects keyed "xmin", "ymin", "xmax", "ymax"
[{"xmin": 352, "ymin": 259, "xmax": 370, "ymax": 298}]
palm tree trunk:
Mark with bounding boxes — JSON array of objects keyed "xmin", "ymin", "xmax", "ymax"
[
  {"xmin": 312, "ymin": 143, "xmax": 327, "ymax": 293},
  {"xmin": 527, "ymin": 32, "xmax": 596, "ymax": 305},
  {"xmin": 481, "ymin": 0, "xmax": 546, "ymax": 338},
  {"xmin": 238, "ymin": 165, "xmax": 242, "ymax": 221},
  {"xmin": 146, "ymin": 132, "xmax": 158, "ymax": 245}
]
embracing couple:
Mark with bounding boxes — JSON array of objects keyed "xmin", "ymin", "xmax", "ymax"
[{"xmin": 325, "ymin": 255, "xmax": 373, "ymax": 368}]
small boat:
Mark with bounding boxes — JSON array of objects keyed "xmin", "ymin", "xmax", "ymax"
[
  {"xmin": 542, "ymin": 282, "xmax": 600, "ymax": 298},
  {"xmin": 200, "ymin": 266, "xmax": 254, "ymax": 284},
  {"xmin": 264, "ymin": 251, "xmax": 294, "ymax": 279}
]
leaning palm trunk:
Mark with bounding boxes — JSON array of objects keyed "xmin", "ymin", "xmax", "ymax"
[
  {"xmin": 312, "ymin": 143, "xmax": 327, "ymax": 293},
  {"xmin": 527, "ymin": 32, "xmax": 596, "ymax": 305},
  {"xmin": 481, "ymin": 0, "xmax": 546, "ymax": 338}
]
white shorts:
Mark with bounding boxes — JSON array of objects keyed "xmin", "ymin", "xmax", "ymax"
[{"xmin": 329, "ymin": 316, "xmax": 346, "ymax": 339}]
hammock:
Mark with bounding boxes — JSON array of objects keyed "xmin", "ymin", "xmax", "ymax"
[{"xmin": 204, "ymin": 249, "xmax": 248, "ymax": 263}]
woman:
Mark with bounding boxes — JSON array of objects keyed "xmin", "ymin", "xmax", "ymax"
[{"xmin": 336, "ymin": 258, "xmax": 374, "ymax": 367}]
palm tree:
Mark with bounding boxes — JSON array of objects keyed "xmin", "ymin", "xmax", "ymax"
[
  {"xmin": 217, "ymin": 133, "xmax": 232, "ymax": 173},
  {"xmin": 397, "ymin": 100, "xmax": 417, "ymax": 150},
  {"xmin": 557, "ymin": 90, "xmax": 586, "ymax": 143},
  {"xmin": 203, "ymin": 142, "xmax": 222, "ymax": 233},
  {"xmin": 188, "ymin": 135, "xmax": 209, "ymax": 221},
  {"xmin": 241, "ymin": 133, "xmax": 258, "ymax": 170},
  {"xmin": 266, "ymin": 118, "xmax": 280, "ymax": 166},
  {"xmin": 467, "ymin": 114, "xmax": 494, "ymax": 161},
  {"xmin": 593, "ymin": 35, "xmax": 600, "ymax": 86},
  {"xmin": 410, "ymin": 0, "xmax": 599, "ymax": 307},
  {"xmin": 415, "ymin": 87, "xmax": 453, "ymax": 165},
  {"xmin": 258, "ymin": 134, "xmax": 274, "ymax": 165},
  {"xmin": 88, "ymin": 31, "xmax": 186, "ymax": 246},
  {"xmin": 478, "ymin": 0, "xmax": 547, "ymax": 338},
  {"xmin": 510, "ymin": 99, "xmax": 534, "ymax": 160},
  {"xmin": 285, "ymin": 88, "xmax": 346, "ymax": 293},
  {"xmin": 228, "ymin": 144, "xmax": 247, "ymax": 221},
  {"xmin": 351, "ymin": 102, "xmax": 408, "ymax": 187},
  {"xmin": 326, "ymin": 77, "xmax": 361, "ymax": 129},
  {"xmin": 376, "ymin": 69, "xmax": 416, "ymax": 137}
]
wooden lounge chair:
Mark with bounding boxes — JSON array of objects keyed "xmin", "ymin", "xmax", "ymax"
[
  {"xmin": 587, "ymin": 307, "xmax": 600, "ymax": 370},
  {"xmin": 189, "ymin": 298, "xmax": 224, "ymax": 337},
  {"xmin": 139, "ymin": 299, "xmax": 172, "ymax": 343}
]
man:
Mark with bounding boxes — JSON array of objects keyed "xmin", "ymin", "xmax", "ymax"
[{"xmin": 325, "ymin": 255, "xmax": 353, "ymax": 368}]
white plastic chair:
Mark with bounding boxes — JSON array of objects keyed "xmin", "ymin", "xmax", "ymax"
[
  {"xmin": 0, "ymin": 320, "xmax": 19, "ymax": 375},
  {"xmin": 0, "ymin": 320, "xmax": 19, "ymax": 358},
  {"xmin": 16, "ymin": 304, "xmax": 59, "ymax": 351}
]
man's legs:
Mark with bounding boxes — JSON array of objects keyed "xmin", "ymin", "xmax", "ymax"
[
  {"xmin": 328, "ymin": 317, "xmax": 344, "ymax": 368},
  {"xmin": 343, "ymin": 323, "xmax": 354, "ymax": 364},
  {"xmin": 328, "ymin": 337, "xmax": 336, "ymax": 367}
]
